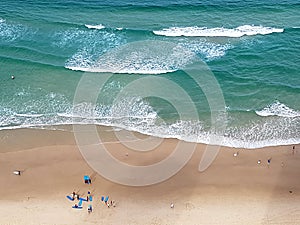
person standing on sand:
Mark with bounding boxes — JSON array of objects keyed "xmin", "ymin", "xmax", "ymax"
[
  {"xmin": 292, "ymin": 146, "xmax": 295, "ymax": 155},
  {"xmin": 267, "ymin": 158, "xmax": 272, "ymax": 168},
  {"xmin": 88, "ymin": 205, "xmax": 92, "ymax": 214}
]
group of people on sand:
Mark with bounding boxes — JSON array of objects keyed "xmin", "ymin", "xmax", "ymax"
[
  {"xmin": 256, "ymin": 158, "xmax": 272, "ymax": 166},
  {"xmin": 69, "ymin": 191, "xmax": 116, "ymax": 212},
  {"xmin": 69, "ymin": 190, "xmax": 94, "ymax": 213},
  {"xmin": 67, "ymin": 176, "xmax": 117, "ymax": 214},
  {"xmin": 234, "ymin": 145, "xmax": 298, "ymax": 168},
  {"xmin": 100, "ymin": 195, "xmax": 116, "ymax": 208}
]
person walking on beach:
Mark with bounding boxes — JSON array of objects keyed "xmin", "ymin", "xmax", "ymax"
[
  {"xmin": 88, "ymin": 205, "xmax": 92, "ymax": 214},
  {"xmin": 292, "ymin": 146, "xmax": 295, "ymax": 155},
  {"xmin": 267, "ymin": 158, "xmax": 272, "ymax": 168}
]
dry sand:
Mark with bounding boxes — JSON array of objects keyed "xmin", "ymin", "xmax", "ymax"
[{"xmin": 0, "ymin": 125, "xmax": 299, "ymax": 225}]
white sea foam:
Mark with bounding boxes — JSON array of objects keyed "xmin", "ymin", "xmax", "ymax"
[
  {"xmin": 0, "ymin": 19, "xmax": 29, "ymax": 42},
  {"xmin": 255, "ymin": 101, "xmax": 300, "ymax": 118},
  {"xmin": 1, "ymin": 91, "xmax": 299, "ymax": 149},
  {"xmin": 178, "ymin": 41, "xmax": 232, "ymax": 61},
  {"xmin": 65, "ymin": 41, "xmax": 195, "ymax": 74},
  {"xmin": 85, "ymin": 24, "xmax": 105, "ymax": 30},
  {"xmin": 53, "ymin": 28, "xmax": 122, "ymax": 49},
  {"xmin": 66, "ymin": 38, "xmax": 232, "ymax": 73},
  {"xmin": 153, "ymin": 25, "xmax": 284, "ymax": 37},
  {"xmin": 1, "ymin": 110, "xmax": 299, "ymax": 149}
]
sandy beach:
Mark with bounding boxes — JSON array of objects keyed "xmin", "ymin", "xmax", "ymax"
[{"xmin": 0, "ymin": 125, "xmax": 299, "ymax": 225}]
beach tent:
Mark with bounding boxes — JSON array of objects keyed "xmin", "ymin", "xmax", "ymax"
[{"xmin": 84, "ymin": 175, "xmax": 91, "ymax": 184}]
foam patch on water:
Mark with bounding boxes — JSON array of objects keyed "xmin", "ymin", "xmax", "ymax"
[
  {"xmin": 61, "ymin": 27, "xmax": 126, "ymax": 70},
  {"xmin": 66, "ymin": 41, "xmax": 196, "ymax": 74},
  {"xmin": 222, "ymin": 116, "xmax": 300, "ymax": 148},
  {"xmin": 0, "ymin": 19, "xmax": 29, "ymax": 42},
  {"xmin": 178, "ymin": 40, "xmax": 233, "ymax": 61},
  {"xmin": 153, "ymin": 25, "xmax": 284, "ymax": 37},
  {"xmin": 54, "ymin": 27, "xmax": 123, "ymax": 49},
  {"xmin": 85, "ymin": 24, "xmax": 105, "ymax": 30},
  {"xmin": 66, "ymin": 38, "xmax": 232, "ymax": 72},
  {"xmin": 255, "ymin": 101, "xmax": 300, "ymax": 118},
  {"xmin": 1, "ymin": 100, "xmax": 299, "ymax": 149}
]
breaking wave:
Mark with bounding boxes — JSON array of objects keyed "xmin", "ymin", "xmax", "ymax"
[
  {"xmin": 66, "ymin": 40, "xmax": 195, "ymax": 74},
  {"xmin": 153, "ymin": 25, "xmax": 284, "ymax": 37},
  {"xmin": 85, "ymin": 24, "xmax": 105, "ymax": 30},
  {"xmin": 255, "ymin": 101, "xmax": 300, "ymax": 118},
  {"xmin": 65, "ymin": 39, "xmax": 232, "ymax": 73}
]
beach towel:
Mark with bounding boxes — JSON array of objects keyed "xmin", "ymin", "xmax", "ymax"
[
  {"xmin": 79, "ymin": 197, "xmax": 88, "ymax": 202},
  {"xmin": 105, "ymin": 196, "xmax": 109, "ymax": 202},
  {"xmin": 72, "ymin": 200, "xmax": 83, "ymax": 209},
  {"xmin": 89, "ymin": 195, "xmax": 93, "ymax": 201},
  {"xmin": 101, "ymin": 196, "xmax": 104, "ymax": 201},
  {"xmin": 66, "ymin": 195, "xmax": 74, "ymax": 201}
]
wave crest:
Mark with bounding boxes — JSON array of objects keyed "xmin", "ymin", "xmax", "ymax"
[
  {"xmin": 66, "ymin": 41, "xmax": 196, "ymax": 74},
  {"xmin": 153, "ymin": 25, "xmax": 284, "ymax": 37},
  {"xmin": 255, "ymin": 101, "xmax": 300, "ymax": 118},
  {"xmin": 85, "ymin": 24, "xmax": 105, "ymax": 30}
]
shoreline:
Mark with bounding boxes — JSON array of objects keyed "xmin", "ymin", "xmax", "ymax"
[
  {"xmin": 0, "ymin": 125, "xmax": 299, "ymax": 224},
  {"xmin": 0, "ymin": 124, "xmax": 299, "ymax": 150}
]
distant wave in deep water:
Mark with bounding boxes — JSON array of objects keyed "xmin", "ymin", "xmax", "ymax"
[
  {"xmin": 0, "ymin": 0, "xmax": 299, "ymax": 148},
  {"xmin": 153, "ymin": 25, "xmax": 284, "ymax": 37}
]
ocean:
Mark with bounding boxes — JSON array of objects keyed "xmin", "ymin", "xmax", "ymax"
[{"xmin": 0, "ymin": 0, "xmax": 299, "ymax": 148}]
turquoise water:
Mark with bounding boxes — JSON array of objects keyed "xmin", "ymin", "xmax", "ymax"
[{"xmin": 0, "ymin": 0, "xmax": 299, "ymax": 148}]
